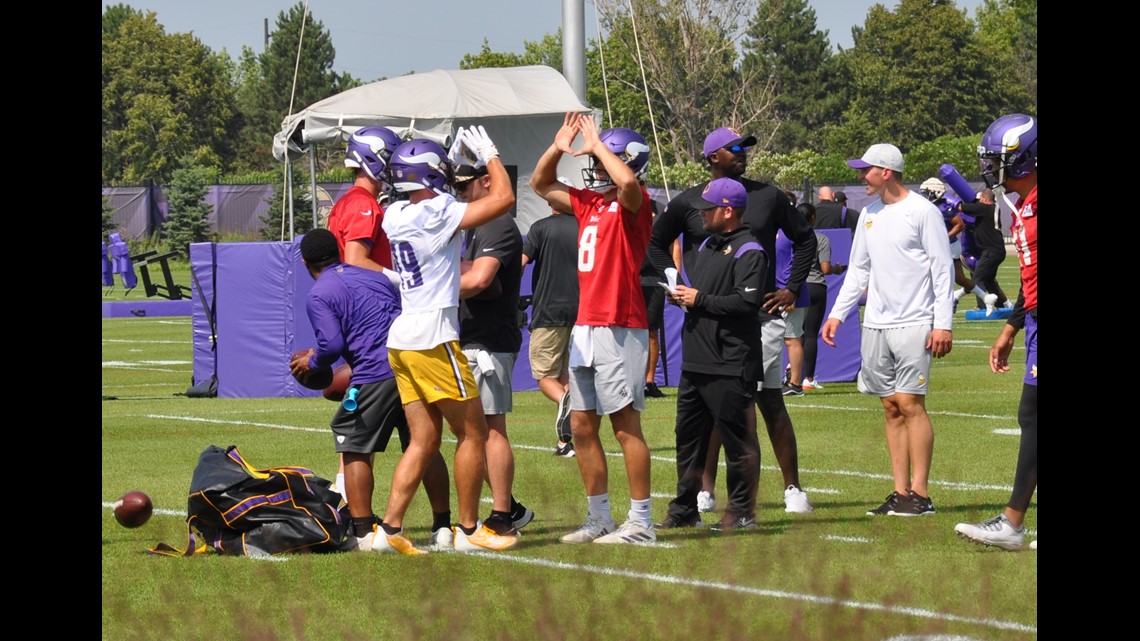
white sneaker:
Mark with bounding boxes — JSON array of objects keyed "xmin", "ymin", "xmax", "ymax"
[
  {"xmin": 953, "ymin": 287, "xmax": 965, "ymax": 302},
  {"xmin": 697, "ymin": 491, "xmax": 717, "ymax": 513},
  {"xmin": 802, "ymin": 377, "xmax": 823, "ymax": 390},
  {"xmin": 984, "ymin": 293, "xmax": 999, "ymax": 316},
  {"xmin": 428, "ymin": 526, "xmax": 454, "ymax": 549},
  {"xmin": 344, "ymin": 530, "xmax": 376, "ymax": 553},
  {"xmin": 1030, "ymin": 539, "xmax": 1037, "ymax": 551},
  {"xmin": 594, "ymin": 519, "xmax": 657, "ymax": 544},
  {"xmin": 560, "ymin": 515, "xmax": 616, "ymax": 544},
  {"xmin": 954, "ymin": 514, "xmax": 1025, "ymax": 551},
  {"xmin": 783, "ymin": 485, "xmax": 813, "ymax": 513}
]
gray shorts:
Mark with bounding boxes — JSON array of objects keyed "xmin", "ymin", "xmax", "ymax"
[
  {"xmin": 462, "ymin": 348, "xmax": 516, "ymax": 415},
  {"xmin": 856, "ymin": 325, "xmax": 933, "ymax": 397},
  {"xmin": 758, "ymin": 317, "xmax": 785, "ymax": 390},
  {"xmin": 568, "ymin": 325, "xmax": 648, "ymax": 415},
  {"xmin": 783, "ymin": 308, "xmax": 806, "ymax": 339}
]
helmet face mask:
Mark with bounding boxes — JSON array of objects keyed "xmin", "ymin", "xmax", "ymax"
[
  {"xmin": 977, "ymin": 114, "xmax": 1037, "ymax": 189},
  {"xmin": 582, "ymin": 127, "xmax": 650, "ymax": 189},
  {"xmin": 345, "ymin": 127, "xmax": 402, "ymax": 183},
  {"xmin": 387, "ymin": 139, "xmax": 455, "ymax": 195},
  {"xmin": 919, "ymin": 177, "xmax": 946, "ymax": 203}
]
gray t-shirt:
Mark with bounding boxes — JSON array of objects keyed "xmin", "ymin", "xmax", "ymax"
[{"xmin": 806, "ymin": 231, "xmax": 831, "ymax": 286}]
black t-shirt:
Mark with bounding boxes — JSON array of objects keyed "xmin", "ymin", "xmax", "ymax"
[
  {"xmin": 960, "ymin": 201, "xmax": 1004, "ymax": 253},
  {"xmin": 521, "ymin": 213, "xmax": 579, "ymax": 329},
  {"xmin": 648, "ymin": 177, "xmax": 815, "ymax": 320},
  {"xmin": 459, "ymin": 215, "xmax": 523, "ymax": 352},
  {"xmin": 814, "ymin": 200, "xmax": 858, "ymax": 234}
]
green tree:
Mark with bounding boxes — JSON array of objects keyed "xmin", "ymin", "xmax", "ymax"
[
  {"xmin": 163, "ymin": 161, "xmax": 217, "ymax": 257},
  {"xmin": 236, "ymin": 3, "xmax": 357, "ymax": 174},
  {"xmin": 102, "ymin": 9, "xmax": 238, "ymax": 184},
  {"xmin": 258, "ymin": 169, "xmax": 315, "ymax": 241},
  {"xmin": 102, "ymin": 192, "xmax": 117, "ymax": 236},
  {"xmin": 740, "ymin": 0, "xmax": 847, "ymax": 153},
  {"xmin": 592, "ymin": 0, "xmax": 760, "ymax": 166},
  {"xmin": 976, "ymin": 0, "xmax": 1037, "ymax": 114},
  {"xmin": 824, "ymin": 0, "xmax": 1027, "ymax": 156},
  {"xmin": 460, "ymin": 32, "xmax": 564, "ymax": 69}
]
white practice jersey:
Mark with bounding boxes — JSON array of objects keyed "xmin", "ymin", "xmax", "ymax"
[{"xmin": 382, "ymin": 192, "xmax": 468, "ymax": 350}]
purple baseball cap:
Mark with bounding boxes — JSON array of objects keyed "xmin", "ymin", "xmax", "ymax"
[
  {"xmin": 696, "ymin": 178, "xmax": 748, "ymax": 210},
  {"xmin": 846, "ymin": 143, "xmax": 905, "ymax": 172},
  {"xmin": 702, "ymin": 127, "xmax": 758, "ymax": 157}
]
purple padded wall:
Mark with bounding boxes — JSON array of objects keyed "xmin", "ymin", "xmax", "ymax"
[
  {"xmin": 189, "ymin": 242, "xmax": 216, "ymax": 388},
  {"xmin": 214, "ymin": 241, "xmax": 322, "ymax": 399},
  {"xmin": 813, "ymin": 229, "xmax": 861, "ymax": 383}
]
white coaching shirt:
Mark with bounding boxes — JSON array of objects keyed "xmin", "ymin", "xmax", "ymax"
[
  {"xmin": 382, "ymin": 192, "xmax": 468, "ymax": 350},
  {"xmin": 828, "ymin": 190, "xmax": 954, "ymax": 331}
]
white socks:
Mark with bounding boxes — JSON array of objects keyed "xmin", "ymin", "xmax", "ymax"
[
  {"xmin": 587, "ymin": 493, "xmax": 613, "ymax": 524},
  {"xmin": 629, "ymin": 498, "xmax": 653, "ymax": 528}
]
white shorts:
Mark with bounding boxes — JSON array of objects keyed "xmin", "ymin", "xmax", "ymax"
[
  {"xmin": 856, "ymin": 325, "xmax": 932, "ymax": 397},
  {"xmin": 462, "ymin": 348, "xmax": 516, "ymax": 414},
  {"xmin": 568, "ymin": 325, "xmax": 648, "ymax": 415}
]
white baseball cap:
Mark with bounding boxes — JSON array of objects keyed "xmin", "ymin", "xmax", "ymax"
[{"xmin": 847, "ymin": 143, "xmax": 905, "ymax": 173}]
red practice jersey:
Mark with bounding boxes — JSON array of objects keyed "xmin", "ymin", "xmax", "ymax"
[
  {"xmin": 1011, "ymin": 186, "xmax": 1037, "ymax": 312},
  {"xmin": 326, "ymin": 185, "xmax": 392, "ymax": 268},
  {"xmin": 569, "ymin": 186, "xmax": 652, "ymax": 328}
]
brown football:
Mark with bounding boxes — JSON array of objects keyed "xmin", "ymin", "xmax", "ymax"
[
  {"xmin": 291, "ymin": 349, "xmax": 334, "ymax": 390},
  {"xmin": 113, "ymin": 491, "xmax": 154, "ymax": 528},
  {"xmin": 323, "ymin": 364, "xmax": 353, "ymax": 402}
]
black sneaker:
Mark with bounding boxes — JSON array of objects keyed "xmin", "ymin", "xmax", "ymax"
[
  {"xmin": 710, "ymin": 514, "xmax": 758, "ymax": 532},
  {"xmin": 484, "ymin": 512, "xmax": 520, "ymax": 536},
  {"xmin": 867, "ymin": 491, "xmax": 904, "ymax": 515},
  {"xmin": 553, "ymin": 442, "xmax": 575, "ymax": 458},
  {"xmin": 644, "ymin": 382, "xmax": 666, "ymax": 398},
  {"xmin": 888, "ymin": 491, "xmax": 935, "ymax": 517},
  {"xmin": 656, "ymin": 513, "xmax": 703, "ymax": 529},
  {"xmin": 782, "ymin": 383, "xmax": 803, "ymax": 397},
  {"xmin": 554, "ymin": 391, "xmax": 572, "ymax": 442},
  {"xmin": 509, "ymin": 501, "xmax": 535, "ymax": 529}
]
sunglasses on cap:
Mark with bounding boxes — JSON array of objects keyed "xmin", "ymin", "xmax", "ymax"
[
  {"xmin": 724, "ymin": 144, "xmax": 749, "ymax": 154},
  {"xmin": 455, "ymin": 179, "xmax": 476, "ymax": 193}
]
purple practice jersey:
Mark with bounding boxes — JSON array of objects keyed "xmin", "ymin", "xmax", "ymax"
[
  {"xmin": 775, "ymin": 230, "xmax": 810, "ymax": 307},
  {"xmin": 305, "ymin": 263, "xmax": 401, "ymax": 385}
]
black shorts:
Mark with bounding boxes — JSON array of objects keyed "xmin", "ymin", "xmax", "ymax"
[
  {"xmin": 642, "ymin": 285, "xmax": 665, "ymax": 331},
  {"xmin": 329, "ymin": 378, "xmax": 409, "ymax": 454}
]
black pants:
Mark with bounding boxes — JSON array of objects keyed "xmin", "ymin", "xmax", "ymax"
[
  {"xmin": 802, "ymin": 283, "xmax": 828, "ymax": 379},
  {"xmin": 668, "ymin": 372, "xmax": 759, "ymax": 519}
]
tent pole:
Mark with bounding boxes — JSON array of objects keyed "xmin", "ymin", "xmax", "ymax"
[
  {"xmin": 287, "ymin": 163, "xmax": 294, "ymax": 241},
  {"xmin": 309, "ymin": 145, "xmax": 318, "ymax": 233}
]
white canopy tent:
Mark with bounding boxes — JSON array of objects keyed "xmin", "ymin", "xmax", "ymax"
[{"xmin": 272, "ymin": 65, "xmax": 596, "ymax": 234}]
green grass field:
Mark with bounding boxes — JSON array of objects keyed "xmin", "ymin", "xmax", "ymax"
[{"xmin": 102, "ymin": 261, "xmax": 1035, "ymax": 641}]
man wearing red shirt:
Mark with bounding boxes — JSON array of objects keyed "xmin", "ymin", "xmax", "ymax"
[
  {"xmin": 955, "ymin": 114, "xmax": 1038, "ymax": 551},
  {"xmin": 531, "ymin": 113, "xmax": 657, "ymax": 545}
]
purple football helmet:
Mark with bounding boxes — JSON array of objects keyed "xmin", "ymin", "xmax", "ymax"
[
  {"xmin": 387, "ymin": 139, "xmax": 454, "ymax": 194},
  {"xmin": 977, "ymin": 114, "xmax": 1037, "ymax": 189},
  {"xmin": 345, "ymin": 127, "xmax": 401, "ymax": 181},
  {"xmin": 583, "ymin": 127, "xmax": 651, "ymax": 189}
]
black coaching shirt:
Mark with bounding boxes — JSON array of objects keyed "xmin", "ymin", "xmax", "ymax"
[{"xmin": 681, "ymin": 226, "xmax": 767, "ymax": 378}]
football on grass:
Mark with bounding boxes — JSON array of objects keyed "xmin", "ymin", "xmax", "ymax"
[
  {"xmin": 323, "ymin": 364, "xmax": 353, "ymax": 402},
  {"xmin": 113, "ymin": 491, "xmax": 153, "ymax": 528},
  {"xmin": 291, "ymin": 349, "xmax": 333, "ymax": 390}
]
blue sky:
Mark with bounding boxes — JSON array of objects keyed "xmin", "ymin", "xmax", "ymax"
[{"xmin": 111, "ymin": 1, "xmax": 983, "ymax": 83}]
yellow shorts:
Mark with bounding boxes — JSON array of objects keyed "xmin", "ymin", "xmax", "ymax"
[{"xmin": 389, "ymin": 341, "xmax": 480, "ymax": 405}]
